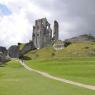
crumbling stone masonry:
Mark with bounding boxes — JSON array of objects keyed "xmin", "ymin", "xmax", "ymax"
[
  {"xmin": 53, "ymin": 20, "xmax": 59, "ymax": 41},
  {"xmin": 32, "ymin": 18, "xmax": 59, "ymax": 49}
]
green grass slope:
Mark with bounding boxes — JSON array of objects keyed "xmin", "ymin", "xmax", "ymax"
[
  {"xmin": 1, "ymin": 60, "xmax": 95, "ymax": 95},
  {"xmin": 25, "ymin": 42, "xmax": 95, "ymax": 85},
  {"xmin": 25, "ymin": 42, "xmax": 95, "ymax": 59},
  {"xmin": 18, "ymin": 43, "xmax": 25, "ymax": 50}
]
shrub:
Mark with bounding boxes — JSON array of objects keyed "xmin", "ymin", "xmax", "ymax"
[
  {"xmin": 51, "ymin": 53, "xmax": 55, "ymax": 56},
  {"xmin": 64, "ymin": 41, "xmax": 71, "ymax": 47},
  {"xmin": 85, "ymin": 46, "xmax": 89, "ymax": 49}
]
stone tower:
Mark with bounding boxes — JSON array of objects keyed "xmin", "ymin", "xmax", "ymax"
[
  {"xmin": 32, "ymin": 18, "xmax": 52, "ymax": 49},
  {"xmin": 53, "ymin": 20, "xmax": 59, "ymax": 41}
]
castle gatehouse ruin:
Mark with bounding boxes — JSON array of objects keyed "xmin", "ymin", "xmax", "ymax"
[{"xmin": 32, "ymin": 18, "xmax": 59, "ymax": 49}]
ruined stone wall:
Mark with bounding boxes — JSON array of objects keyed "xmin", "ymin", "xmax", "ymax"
[
  {"xmin": 32, "ymin": 18, "xmax": 52, "ymax": 49},
  {"xmin": 53, "ymin": 20, "xmax": 59, "ymax": 41}
]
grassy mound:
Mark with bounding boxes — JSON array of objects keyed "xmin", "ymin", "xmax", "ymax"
[{"xmin": 25, "ymin": 42, "xmax": 95, "ymax": 59}]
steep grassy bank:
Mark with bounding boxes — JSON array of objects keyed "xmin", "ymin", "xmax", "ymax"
[{"xmin": 25, "ymin": 42, "xmax": 95, "ymax": 59}]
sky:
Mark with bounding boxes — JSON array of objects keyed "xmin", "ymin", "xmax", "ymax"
[{"xmin": 0, "ymin": 0, "xmax": 95, "ymax": 48}]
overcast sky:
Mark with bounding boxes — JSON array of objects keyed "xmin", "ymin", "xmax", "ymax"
[{"xmin": 0, "ymin": 0, "xmax": 95, "ymax": 48}]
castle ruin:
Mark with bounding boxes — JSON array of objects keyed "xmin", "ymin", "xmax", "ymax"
[
  {"xmin": 53, "ymin": 21, "xmax": 59, "ymax": 41},
  {"xmin": 32, "ymin": 18, "xmax": 59, "ymax": 49}
]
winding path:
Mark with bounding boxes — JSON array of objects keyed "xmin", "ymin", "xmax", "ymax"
[{"xmin": 19, "ymin": 60, "xmax": 95, "ymax": 91}]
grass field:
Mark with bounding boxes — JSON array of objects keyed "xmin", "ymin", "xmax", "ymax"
[
  {"xmin": 26, "ymin": 57, "xmax": 95, "ymax": 85},
  {"xmin": 1, "ymin": 42, "xmax": 95, "ymax": 95},
  {"xmin": 0, "ymin": 60, "xmax": 95, "ymax": 95}
]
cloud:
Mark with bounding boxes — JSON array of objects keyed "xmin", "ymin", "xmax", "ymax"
[
  {"xmin": 0, "ymin": 12, "xmax": 32, "ymax": 47},
  {"xmin": 0, "ymin": 0, "xmax": 52, "ymax": 48},
  {"xmin": 0, "ymin": 0, "xmax": 95, "ymax": 48},
  {"xmin": 28, "ymin": 0, "xmax": 95, "ymax": 38}
]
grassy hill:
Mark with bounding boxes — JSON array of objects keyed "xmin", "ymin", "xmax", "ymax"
[
  {"xmin": 24, "ymin": 41, "xmax": 95, "ymax": 89},
  {"xmin": 25, "ymin": 42, "xmax": 95, "ymax": 59},
  {"xmin": 64, "ymin": 34, "xmax": 95, "ymax": 43},
  {"xmin": 1, "ymin": 35, "xmax": 95, "ymax": 95}
]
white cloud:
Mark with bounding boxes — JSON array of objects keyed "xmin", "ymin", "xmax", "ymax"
[
  {"xmin": 0, "ymin": 0, "xmax": 95, "ymax": 48},
  {"xmin": 0, "ymin": 11, "xmax": 32, "ymax": 47},
  {"xmin": 0, "ymin": 0, "xmax": 52, "ymax": 48}
]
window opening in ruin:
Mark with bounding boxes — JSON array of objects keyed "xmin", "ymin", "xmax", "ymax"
[
  {"xmin": 37, "ymin": 34, "xmax": 39, "ymax": 36},
  {"xmin": 47, "ymin": 26, "xmax": 49, "ymax": 29},
  {"xmin": 33, "ymin": 34, "xmax": 35, "ymax": 37}
]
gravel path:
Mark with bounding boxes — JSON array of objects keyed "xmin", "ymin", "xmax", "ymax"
[{"xmin": 19, "ymin": 60, "xmax": 95, "ymax": 91}]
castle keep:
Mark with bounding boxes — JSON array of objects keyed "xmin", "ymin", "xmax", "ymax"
[{"xmin": 32, "ymin": 18, "xmax": 59, "ymax": 49}]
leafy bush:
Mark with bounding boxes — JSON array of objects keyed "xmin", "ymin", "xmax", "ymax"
[
  {"xmin": 64, "ymin": 41, "xmax": 71, "ymax": 47},
  {"xmin": 51, "ymin": 53, "xmax": 55, "ymax": 56}
]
